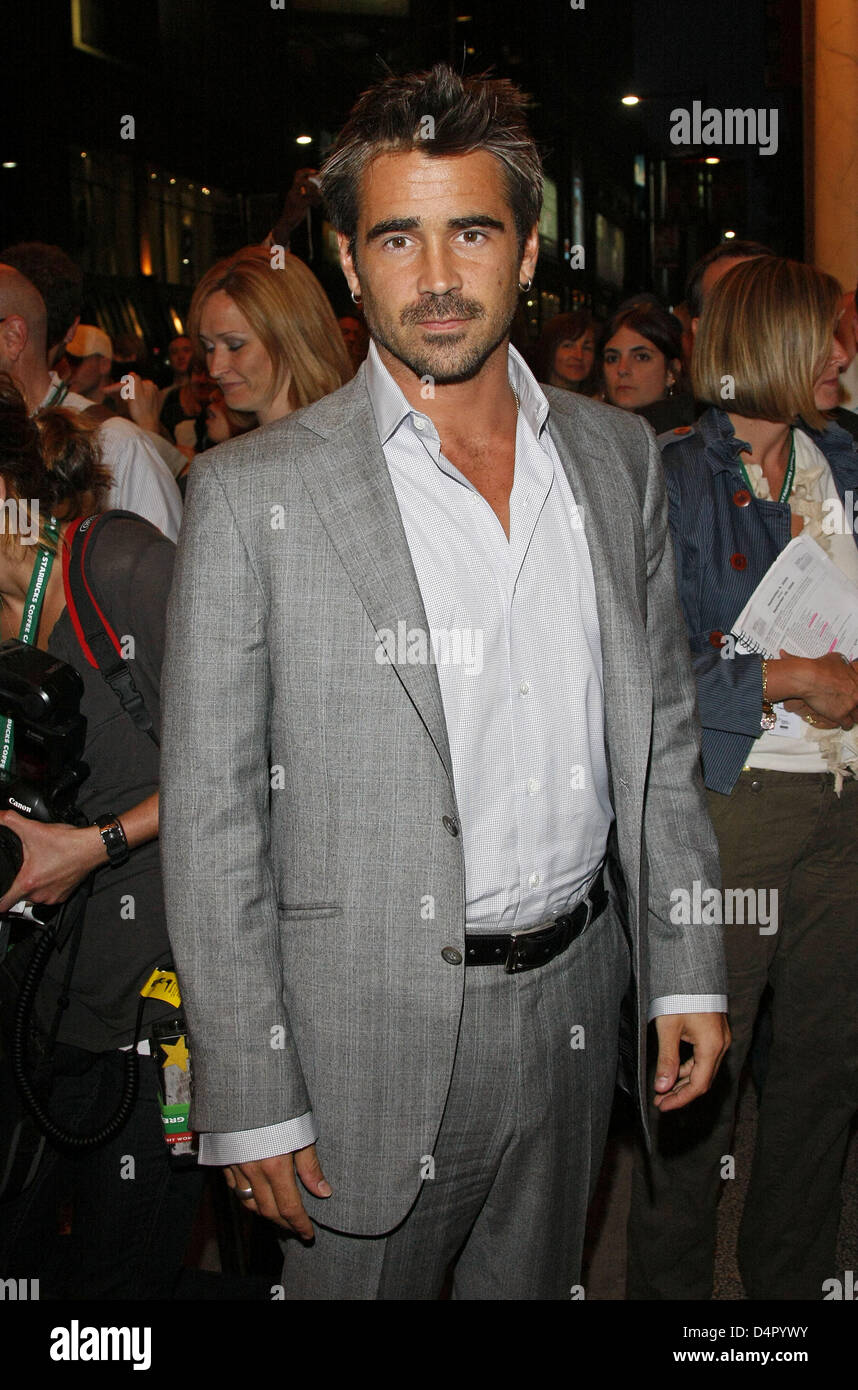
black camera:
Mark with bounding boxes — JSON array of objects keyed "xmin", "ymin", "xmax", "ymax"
[{"xmin": 0, "ymin": 639, "xmax": 88, "ymax": 904}]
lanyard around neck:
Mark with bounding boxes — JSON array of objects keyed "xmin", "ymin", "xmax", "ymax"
[
  {"xmin": 739, "ymin": 429, "xmax": 796, "ymax": 505},
  {"xmin": 44, "ymin": 380, "xmax": 70, "ymax": 409},
  {"xmin": 0, "ymin": 518, "xmax": 61, "ymax": 772}
]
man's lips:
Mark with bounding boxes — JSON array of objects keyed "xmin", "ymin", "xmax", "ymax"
[{"xmin": 416, "ymin": 318, "xmax": 470, "ymax": 329}]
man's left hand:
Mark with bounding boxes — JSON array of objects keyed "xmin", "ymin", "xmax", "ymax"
[
  {"xmin": 652, "ymin": 1011, "xmax": 730, "ymax": 1112},
  {"xmin": 0, "ymin": 812, "xmax": 106, "ymax": 913}
]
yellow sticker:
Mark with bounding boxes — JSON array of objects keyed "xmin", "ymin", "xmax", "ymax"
[
  {"xmin": 160, "ymin": 1035, "xmax": 190, "ymax": 1072},
  {"xmin": 140, "ymin": 969, "xmax": 182, "ymax": 1007}
]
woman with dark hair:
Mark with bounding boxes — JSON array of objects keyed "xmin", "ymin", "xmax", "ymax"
[
  {"xmin": 0, "ymin": 375, "xmax": 203, "ymax": 1298},
  {"xmin": 600, "ymin": 301, "xmax": 689, "ymax": 428},
  {"xmin": 627, "ymin": 257, "xmax": 858, "ymax": 1302},
  {"xmin": 532, "ymin": 310, "xmax": 599, "ymax": 396}
]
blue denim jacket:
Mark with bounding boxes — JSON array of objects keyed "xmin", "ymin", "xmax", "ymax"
[{"xmin": 660, "ymin": 407, "xmax": 858, "ymax": 793}]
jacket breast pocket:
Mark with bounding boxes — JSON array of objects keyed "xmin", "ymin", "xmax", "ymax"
[{"xmin": 277, "ymin": 903, "xmax": 343, "ymax": 920}]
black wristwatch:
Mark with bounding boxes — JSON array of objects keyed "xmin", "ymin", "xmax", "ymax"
[{"xmin": 94, "ymin": 812, "xmax": 130, "ymax": 869}]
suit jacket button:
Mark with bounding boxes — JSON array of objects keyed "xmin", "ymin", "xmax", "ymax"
[
  {"xmin": 442, "ymin": 815, "xmax": 460, "ymax": 836},
  {"xmin": 441, "ymin": 946, "xmax": 463, "ymax": 965},
  {"xmin": 733, "ymin": 488, "xmax": 751, "ymax": 507},
  {"xmin": 730, "ymin": 552, "xmax": 748, "ymax": 570}
]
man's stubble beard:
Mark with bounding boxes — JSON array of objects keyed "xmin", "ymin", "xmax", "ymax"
[{"xmin": 359, "ymin": 281, "xmax": 520, "ymax": 385}]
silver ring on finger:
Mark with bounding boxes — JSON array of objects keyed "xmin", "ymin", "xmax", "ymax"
[{"xmin": 236, "ymin": 1186, "xmax": 254, "ymax": 1199}]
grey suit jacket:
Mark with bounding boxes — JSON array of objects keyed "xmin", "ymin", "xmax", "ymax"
[{"xmin": 160, "ymin": 367, "xmax": 725, "ymax": 1236}]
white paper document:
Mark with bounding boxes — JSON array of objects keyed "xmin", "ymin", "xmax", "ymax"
[
  {"xmin": 731, "ymin": 533, "xmax": 858, "ymax": 739},
  {"xmin": 731, "ymin": 532, "xmax": 858, "ymax": 662}
]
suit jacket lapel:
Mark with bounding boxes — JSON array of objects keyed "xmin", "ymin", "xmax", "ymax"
[
  {"xmin": 291, "ymin": 375, "xmax": 455, "ymax": 788},
  {"xmin": 546, "ymin": 396, "xmax": 651, "ymax": 801}
]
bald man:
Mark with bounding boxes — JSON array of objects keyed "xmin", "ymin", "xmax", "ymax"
[{"xmin": 0, "ymin": 266, "xmax": 181, "ymax": 540}]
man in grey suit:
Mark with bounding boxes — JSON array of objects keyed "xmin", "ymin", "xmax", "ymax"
[{"xmin": 161, "ymin": 63, "xmax": 729, "ymax": 1300}]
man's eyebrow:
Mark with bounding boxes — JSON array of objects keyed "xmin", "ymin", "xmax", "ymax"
[
  {"xmin": 447, "ymin": 215, "xmax": 506, "ymax": 232},
  {"xmin": 365, "ymin": 217, "xmax": 420, "ymax": 243},
  {"xmin": 363, "ymin": 213, "xmax": 507, "ymax": 243}
]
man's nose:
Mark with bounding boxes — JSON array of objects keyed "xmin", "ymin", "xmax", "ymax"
[{"xmin": 416, "ymin": 241, "xmax": 461, "ymax": 298}]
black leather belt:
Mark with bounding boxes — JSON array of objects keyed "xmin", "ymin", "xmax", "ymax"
[{"xmin": 465, "ymin": 868, "xmax": 608, "ymax": 974}]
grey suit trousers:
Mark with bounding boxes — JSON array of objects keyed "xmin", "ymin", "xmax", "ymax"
[{"xmin": 280, "ymin": 903, "xmax": 630, "ymax": 1300}]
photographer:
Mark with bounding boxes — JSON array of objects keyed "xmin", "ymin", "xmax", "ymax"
[{"xmin": 0, "ymin": 374, "xmax": 203, "ymax": 1299}]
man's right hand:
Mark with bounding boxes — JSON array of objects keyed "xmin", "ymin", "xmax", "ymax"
[{"xmin": 224, "ymin": 1143, "xmax": 332, "ymax": 1240}]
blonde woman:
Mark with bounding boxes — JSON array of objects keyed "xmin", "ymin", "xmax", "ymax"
[
  {"xmin": 628, "ymin": 257, "xmax": 858, "ymax": 1302},
  {"xmin": 187, "ymin": 247, "xmax": 352, "ymax": 427}
]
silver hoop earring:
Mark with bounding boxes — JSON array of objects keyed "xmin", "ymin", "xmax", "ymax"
[
  {"xmin": 518, "ymin": 278, "xmax": 533, "ymax": 293},
  {"xmin": 351, "ymin": 290, "xmax": 362, "ymax": 305}
]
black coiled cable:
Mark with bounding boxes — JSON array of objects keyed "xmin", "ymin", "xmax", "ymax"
[{"xmin": 10, "ymin": 896, "xmax": 143, "ymax": 1149}]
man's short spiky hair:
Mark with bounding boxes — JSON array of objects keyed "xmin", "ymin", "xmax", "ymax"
[{"xmin": 318, "ymin": 63, "xmax": 543, "ymax": 259}]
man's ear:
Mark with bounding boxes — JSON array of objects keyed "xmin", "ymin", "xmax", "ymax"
[
  {"xmin": 336, "ymin": 232, "xmax": 362, "ymax": 300},
  {"xmin": 0, "ymin": 314, "xmax": 28, "ymax": 366},
  {"xmin": 691, "ymin": 315, "xmax": 701, "ymax": 338},
  {"xmin": 518, "ymin": 223, "xmax": 540, "ymax": 287}
]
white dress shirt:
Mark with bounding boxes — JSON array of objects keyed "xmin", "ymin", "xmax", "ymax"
[
  {"xmin": 199, "ymin": 343, "xmax": 724, "ymax": 1166},
  {"xmin": 42, "ymin": 379, "xmax": 183, "ymax": 541}
]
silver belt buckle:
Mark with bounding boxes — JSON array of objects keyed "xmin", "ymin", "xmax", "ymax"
[
  {"xmin": 503, "ymin": 895, "xmax": 592, "ymax": 974},
  {"xmin": 504, "ymin": 916, "xmax": 553, "ymax": 974}
]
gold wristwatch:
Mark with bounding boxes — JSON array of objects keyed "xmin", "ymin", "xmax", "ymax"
[{"xmin": 760, "ymin": 659, "xmax": 777, "ymax": 731}]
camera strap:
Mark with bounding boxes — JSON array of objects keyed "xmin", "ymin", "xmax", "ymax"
[
  {"xmin": 0, "ymin": 518, "xmax": 61, "ymax": 773},
  {"xmin": 62, "ymin": 512, "xmax": 159, "ymax": 747}
]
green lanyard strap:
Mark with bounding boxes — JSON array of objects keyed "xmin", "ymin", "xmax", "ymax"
[
  {"xmin": 44, "ymin": 381, "xmax": 70, "ymax": 409},
  {"xmin": 739, "ymin": 429, "xmax": 796, "ymax": 505},
  {"xmin": 0, "ymin": 518, "xmax": 61, "ymax": 773}
]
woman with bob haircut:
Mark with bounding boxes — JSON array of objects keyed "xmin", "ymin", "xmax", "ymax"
[
  {"xmin": 627, "ymin": 256, "xmax": 858, "ymax": 1302},
  {"xmin": 187, "ymin": 246, "xmax": 352, "ymax": 426}
]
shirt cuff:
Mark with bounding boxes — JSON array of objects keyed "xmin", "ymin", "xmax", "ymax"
[
  {"xmin": 197, "ymin": 1112, "xmax": 317, "ymax": 1166},
  {"xmin": 648, "ymin": 994, "xmax": 728, "ymax": 1022}
]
